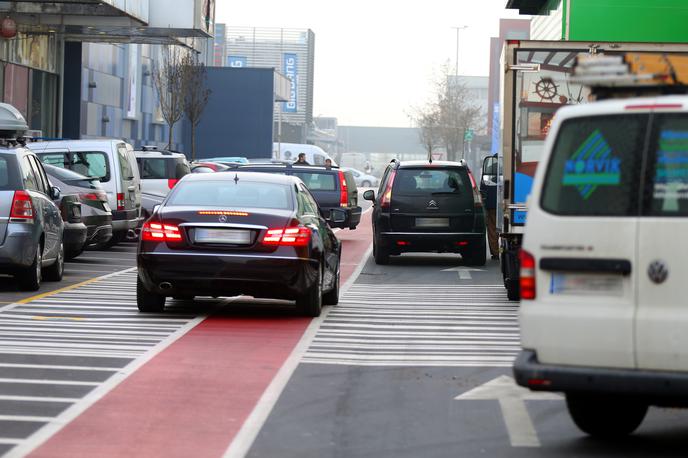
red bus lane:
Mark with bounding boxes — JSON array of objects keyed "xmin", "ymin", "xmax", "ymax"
[{"xmin": 29, "ymin": 211, "xmax": 373, "ymax": 458}]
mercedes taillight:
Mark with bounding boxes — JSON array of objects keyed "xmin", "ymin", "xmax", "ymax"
[
  {"xmin": 338, "ymin": 170, "xmax": 348, "ymax": 207},
  {"xmin": 379, "ymin": 171, "xmax": 396, "ymax": 210},
  {"xmin": 10, "ymin": 190, "xmax": 34, "ymax": 221},
  {"xmin": 262, "ymin": 226, "xmax": 311, "ymax": 247},
  {"xmin": 520, "ymin": 249, "xmax": 536, "ymax": 300},
  {"xmin": 141, "ymin": 221, "xmax": 182, "ymax": 242}
]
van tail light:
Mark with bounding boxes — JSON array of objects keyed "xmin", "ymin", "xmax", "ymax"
[
  {"xmin": 116, "ymin": 192, "xmax": 125, "ymax": 211},
  {"xmin": 141, "ymin": 221, "xmax": 182, "ymax": 243},
  {"xmin": 262, "ymin": 226, "xmax": 311, "ymax": 247},
  {"xmin": 520, "ymin": 249, "xmax": 536, "ymax": 300},
  {"xmin": 380, "ymin": 171, "xmax": 396, "ymax": 210},
  {"xmin": 10, "ymin": 190, "xmax": 34, "ymax": 221},
  {"xmin": 168, "ymin": 179, "xmax": 179, "ymax": 189},
  {"xmin": 80, "ymin": 191, "xmax": 108, "ymax": 202},
  {"xmin": 338, "ymin": 170, "xmax": 348, "ymax": 207}
]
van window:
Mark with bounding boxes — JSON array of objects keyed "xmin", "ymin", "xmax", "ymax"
[
  {"xmin": 38, "ymin": 151, "xmax": 110, "ymax": 182},
  {"xmin": 646, "ymin": 114, "xmax": 688, "ymax": 216},
  {"xmin": 541, "ymin": 115, "xmax": 648, "ymax": 216},
  {"xmin": 139, "ymin": 158, "xmax": 168, "ymax": 179},
  {"xmin": 394, "ymin": 168, "xmax": 471, "ymax": 195},
  {"xmin": 117, "ymin": 145, "xmax": 135, "ymax": 180}
]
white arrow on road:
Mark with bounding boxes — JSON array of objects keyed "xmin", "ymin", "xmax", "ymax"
[
  {"xmin": 442, "ymin": 267, "xmax": 484, "ymax": 280},
  {"xmin": 455, "ymin": 375, "xmax": 562, "ymax": 447}
]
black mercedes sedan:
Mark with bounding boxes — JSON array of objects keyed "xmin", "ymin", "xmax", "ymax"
[{"xmin": 136, "ymin": 172, "xmax": 343, "ymax": 317}]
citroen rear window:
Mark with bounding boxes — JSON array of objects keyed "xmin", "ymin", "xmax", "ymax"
[
  {"xmin": 393, "ymin": 168, "xmax": 471, "ymax": 195},
  {"xmin": 541, "ymin": 115, "xmax": 648, "ymax": 216},
  {"xmin": 291, "ymin": 171, "xmax": 336, "ymax": 191},
  {"xmin": 167, "ymin": 180, "xmax": 293, "ymax": 210}
]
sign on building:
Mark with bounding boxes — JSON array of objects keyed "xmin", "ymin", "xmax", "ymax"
[{"xmin": 283, "ymin": 53, "xmax": 298, "ymax": 113}]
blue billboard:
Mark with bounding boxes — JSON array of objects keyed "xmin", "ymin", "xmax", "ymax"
[
  {"xmin": 283, "ymin": 53, "xmax": 297, "ymax": 113},
  {"xmin": 228, "ymin": 56, "xmax": 247, "ymax": 68}
]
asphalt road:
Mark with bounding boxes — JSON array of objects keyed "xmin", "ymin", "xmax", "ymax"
[{"xmin": 246, "ymin": 254, "xmax": 688, "ymax": 458}]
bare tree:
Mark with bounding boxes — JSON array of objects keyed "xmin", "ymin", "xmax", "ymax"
[
  {"xmin": 181, "ymin": 53, "xmax": 211, "ymax": 161},
  {"xmin": 153, "ymin": 46, "xmax": 185, "ymax": 150},
  {"xmin": 411, "ymin": 64, "xmax": 483, "ymax": 162}
]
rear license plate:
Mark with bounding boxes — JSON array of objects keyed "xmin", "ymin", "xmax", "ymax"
[
  {"xmin": 550, "ymin": 273, "xmax": 623, "ymax": 297},
  {"xmin": 194, "ymin": 228, "xmax": 252, "ymax": 245},
  {"xmin": 415, "ymin": 217, "xmax": 449, "ymax": 228}
]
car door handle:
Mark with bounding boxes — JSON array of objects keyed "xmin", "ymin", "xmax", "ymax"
[{"xmin": 128, "ymin": 186, "xmax": 136, "ymax": 192}]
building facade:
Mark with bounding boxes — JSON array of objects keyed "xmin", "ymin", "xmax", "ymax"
[{"xmin": 223, "ymin": 26, "xmax": 316, "ymax": 144}]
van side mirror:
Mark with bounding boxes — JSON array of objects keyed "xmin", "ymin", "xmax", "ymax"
[
  {"xmin": 363, "ymin": 190, "xmax": 375, "ymax": 201},
  {"xmin": 481, "ymin": 156, "xmax": 498, "ymax": 187}
]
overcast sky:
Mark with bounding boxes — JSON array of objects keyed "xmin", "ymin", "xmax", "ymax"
[{"xmin": 216, "ymin": 1, "xmax": 527, "ymax": 127}]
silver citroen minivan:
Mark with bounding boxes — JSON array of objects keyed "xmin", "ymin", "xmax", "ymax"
[{"xmin": 30, "ymin": 139, "xmax": 142, "ymax": 247}]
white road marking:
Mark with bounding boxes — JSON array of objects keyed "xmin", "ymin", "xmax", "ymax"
[
  {"xmin": 455, "ymin": 375, "xmax": 562, "ymax": 447},
  {"xmin": 441, "ymin": 266, "xmax": 486, "ymax": 280}
]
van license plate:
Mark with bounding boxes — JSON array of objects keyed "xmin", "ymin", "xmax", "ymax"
[
  {"xmin": 550, "ymin": 273, "xmax": 623, "ymax": 297},
  {"xmin": 416, "ymin": 218, "xmax": 449, "ymax": 228},
  {"xmin": 194, "ymin": 228, "xmax": 252, "ymax": 245}
]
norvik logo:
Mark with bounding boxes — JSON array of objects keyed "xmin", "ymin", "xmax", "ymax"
[{"xmin": 563, "ymin": 129, "xmax": 621, "ymax": 200}]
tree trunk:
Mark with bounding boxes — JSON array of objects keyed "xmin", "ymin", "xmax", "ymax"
[
  {"xmin": 191, "ymin": 124, "xmax": 196, "ymax": 161},
  {"xmin": 167, "ymin": 122, "xmax": 174, "ymax": 151}
]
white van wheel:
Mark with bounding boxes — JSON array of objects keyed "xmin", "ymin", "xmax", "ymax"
[{"xmin": 565, "ymin": 393, "xmax": 647, "ymax": 438}]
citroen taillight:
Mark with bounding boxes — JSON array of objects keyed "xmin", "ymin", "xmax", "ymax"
[{"xmin": 379, "ymin": 171, "xmax": 396, "ymax": 210}]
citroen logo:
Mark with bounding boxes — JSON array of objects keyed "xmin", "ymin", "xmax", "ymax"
[
  {"xmin": 218, "ymin": 215, "xmax": 228, "ymax": 223},
  {"xmin": 647, "ymin": 260, "xmax": 668, "ymax": 284},
  {"xmin": 427, "ymin": 200, "xmax": 438, "ymax": 209}
]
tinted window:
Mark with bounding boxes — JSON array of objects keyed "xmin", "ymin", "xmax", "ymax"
[
  {"xmin": 38, "ymin": 151, "xmax": 110, "ymax": 182},
  {"xmin": 29, "ymin": 156, "xmax": 49, "ymax": 194},
  {"xmin": 394, "ymin": 168, "xmax": 471, "ymax": 195},
  {"xmin": 645, "ymin": 114, "xmax": 688, "ymax": 216},
  {"xmin": 0, "ymin": 157, "xmax": 13, "ymax": 190},
  {"xmin": 292, "ymin": 171, "xmax": 336, "ymax": 191},
  {"xmin": 541, "ymin": 115, "xmax": 648, "ymax": 216},
  {"xmin": 139, "ymin": 158, "xmax": 168, "ymax": 179},
  {"xmin": 167, "ymin": 180, "xmax": 293, "ymax": 210},
  {"xmin": 21, "ymin": 156, "xmax": 39, "ymax": 192},
  {"xmin": 43, "ymin": 164, "xmax": 88, "ymax": 181},
  {"xmin": 175, "ymin": 161, "xmax": 191, "ymax": 179}
]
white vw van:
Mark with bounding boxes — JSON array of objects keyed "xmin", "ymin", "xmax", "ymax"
[{"xmin": 514, "ymin": 94, "xmax": 688, "ymax": 437}]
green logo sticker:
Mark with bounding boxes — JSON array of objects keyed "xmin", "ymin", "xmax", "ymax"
[{"xmin": 563, "ymin": 129, "xmax": 621, "ymax": 200}]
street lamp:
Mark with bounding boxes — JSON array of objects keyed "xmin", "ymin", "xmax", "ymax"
[{"xmin": 451, "ymin": 25, "xmax": 468, "ymax": 76}]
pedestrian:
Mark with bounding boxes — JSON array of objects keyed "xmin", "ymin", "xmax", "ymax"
[{"xmin": 294, "ymin": 153, "xmax": 310, "ymax": 165}]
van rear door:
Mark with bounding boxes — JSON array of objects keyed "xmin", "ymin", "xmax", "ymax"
[
  {"xmin": 116, "ymin": 143, "xmax": 140, "ymax": 219},
  {"xmin": 635, "ymin": 111, "xmax": 688, "ymax": 371},
  {"xmin": 524, "ymin": 113, "xmax": 648, "ymax": 368}
]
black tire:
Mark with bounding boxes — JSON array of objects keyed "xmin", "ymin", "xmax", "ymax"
[
  {"xmin": 296, "ymin": 268, "xmax": 323, "ymax": 317},
  {"xmin": 65, "ymin": 246, "xmax": 83, "ymax": 261},
  {"xmin": 322, "ymin": 264, "xmax": 340, "ymax": 306},
  {"xmin": 464, "ymin": 237, "xmax": 487, "ymax": 266},
  {"xmin": 504, "ymin": 251, "xmax": 520, "ymax": 301},
  {"xmin": 44, "ymin": 242, "xmax": 64, "ymax": 282},
  {"xmin": 19, "ymin": 244, "xmax": 42, "ymax": 292},
  {"xmin": 173, "ymin": 296, "xmax": 195, "ymax": 301},
  {"xmin": 373, "ymin": 236, "xmax": 389, "ymax": 265},
  {"xmin": 137, "ymin": 276, "xmax": 166, "ymax": 313},
  {"xmin": 103, "ymin": 231, "xmax": 127, "ymax": 249},
  {"xmin": 565, "ymin": 393, "xmax": 648, "ymax": 438},
  {"xmin": 361, "ymin": 180, "xmax": 371, "ymax": 187}
]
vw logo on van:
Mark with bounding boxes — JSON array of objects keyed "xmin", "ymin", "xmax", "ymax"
[
  {"xmin": 218, "ymin": 215, "xmax": 228, "ymax": 223},
  {"xmin": 647, "ymin": 260, "xmax": 669, "ymax": 284}
]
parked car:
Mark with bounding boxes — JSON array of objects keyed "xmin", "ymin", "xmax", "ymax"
[
  {"xmin": 364, "ymin": 159, "xmax": 486, "ymax": 266},
  {"xmin": 231, "ymin": 163, "xmax": 361, "ymax": 230},
  {"xmin": 273, "ymin": 143, "xmax": 335, "ymax": 166},
  {"xmin": 345, "ymin": 167, "xmax": 379, "ymax": 188},
  {"xmin": 52, "ymin": 192, "xmax": 86, "ymax": 261},
  {"xmin": 29, "ymin": 139, "xmax": 142, "ymax": 247},
  {"xmin": 190, "ymin": 161, "xmax": 231, "ymax": 173},
  {"xmin": 0, "ymin": 104, "xmax": 64, "ymax": 290},
  {"xmin": 204, "ymin": 156, "xmax": 249, "ymax": 164},
  {"xmin": 514, "ymin": 94, "xmax": 688, "ymax": 438},
  {"xmin": 137, "ymin": 171, "xmax": 343, "ymax": 317},
  {"xmin": 135, "ymin": 148, "xmax": 190, "ymax": 195},
  {"xmin": 43, "ymin": 164, "xmax": 113, "ymax": 256}
]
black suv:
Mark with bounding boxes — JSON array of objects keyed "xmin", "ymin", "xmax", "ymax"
[
  {"xmin": 363, "ymin": 159, "xmax": 486, "ymax": 265},
  {"xmin": 229, "ymin": 163, "xmax": 362, "ymax": 230}
]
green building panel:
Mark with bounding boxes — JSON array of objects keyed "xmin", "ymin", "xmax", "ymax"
[{"xmin": 569, "ymin": 0, "xmax": 688, "ymax": 43}]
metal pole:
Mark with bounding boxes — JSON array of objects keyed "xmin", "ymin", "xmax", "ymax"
[{"xmin": 452, "ymin": 26, "xmax": 468, "ymax": 76}]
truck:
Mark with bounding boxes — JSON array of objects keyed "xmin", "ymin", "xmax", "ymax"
[{"xmin": 484, "ymin": 40, "xmax": 688, "ymax": 301}]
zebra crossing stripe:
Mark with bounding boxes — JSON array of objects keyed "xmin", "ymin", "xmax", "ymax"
[{"xmin": 302, "ymin": 284, "xmax": 520, "ymax": 367}]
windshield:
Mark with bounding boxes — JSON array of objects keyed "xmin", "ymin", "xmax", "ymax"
[{"xmin": 167, "ymin": 180, "xmax": 293, "ymax": 210}]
